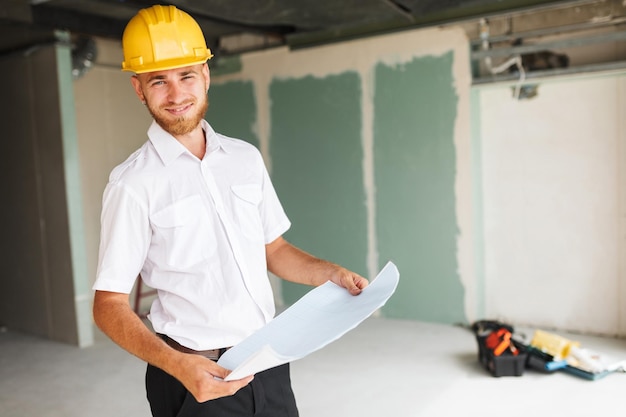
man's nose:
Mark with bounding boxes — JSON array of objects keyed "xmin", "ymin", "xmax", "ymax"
[{"xmin": 167, "ymin": 82, "xmax": 185, "ymax": 103}]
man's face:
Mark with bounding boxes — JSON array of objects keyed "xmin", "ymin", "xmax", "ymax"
[{"xmin": 131, "ymin": 63, "xmax": 210, "ymax": 137}]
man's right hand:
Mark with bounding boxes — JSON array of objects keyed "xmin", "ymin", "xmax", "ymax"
[{"xmin": 173, "ymin": 353, "xmax": 254, "ymax": 402}]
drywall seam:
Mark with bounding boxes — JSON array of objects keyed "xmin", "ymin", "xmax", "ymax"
[
  {"xmin": 449, "ymin": 31, "xmax": 476, "ymax": 324},
  {"xmin": 469, "ymin": 88, "xmax": 485, "ymax": 323},
  {"xmin": 362, "ymin": 67, "xmax": 378, "ymax": 281},
  {"xmin": 618, "ymin": 76, "xmax": 626, "ymax": 336}
]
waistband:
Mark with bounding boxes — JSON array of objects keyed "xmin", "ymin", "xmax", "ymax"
[{"xmin": 159, "ymin": 334, "xmax": 230, "ymax": 361}]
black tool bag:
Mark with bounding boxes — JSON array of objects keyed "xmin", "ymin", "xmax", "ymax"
[{"xmin": 472, "ymin": 320, "xmax": 528, "ymax": 377}]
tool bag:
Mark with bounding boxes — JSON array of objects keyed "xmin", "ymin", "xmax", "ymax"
[{"xmin": 472, "ymin": 320, "xmax": 528, "ymax": 377}]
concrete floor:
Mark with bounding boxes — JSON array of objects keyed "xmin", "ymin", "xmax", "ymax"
[{"xmin": 1, "ymin": 318, "xmax": 625, "ymax": 417}]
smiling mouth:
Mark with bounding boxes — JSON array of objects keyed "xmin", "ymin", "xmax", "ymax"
[{"xmin": 166, "ymin": 102, "xmax": 194, "ymax": 115}]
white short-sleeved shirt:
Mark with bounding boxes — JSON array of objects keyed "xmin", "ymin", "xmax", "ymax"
[{"xmin": 93, "ymin": 120, "xmax": 291, "ymax": 350}]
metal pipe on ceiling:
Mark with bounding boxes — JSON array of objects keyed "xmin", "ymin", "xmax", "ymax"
[
  {"xmin": 469, "ymin": 16, "xmax": 626, "ymax": 46},
  {"xmin": 472, "ymin": 30, "xmax": 626, "ymax": 59},
  {"xmin": 472, "ymin": 59, "xmax": 626, "ymax": 85}
]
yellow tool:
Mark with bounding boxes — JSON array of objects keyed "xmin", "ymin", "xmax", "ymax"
[{"xmin": 530, "ymin": 330, "xmax": 579, "ymax": 360}]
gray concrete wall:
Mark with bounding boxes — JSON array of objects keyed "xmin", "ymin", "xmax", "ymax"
[{"xmin": 0, "ymin": 42, "xmax": 92, "ymax": 346}]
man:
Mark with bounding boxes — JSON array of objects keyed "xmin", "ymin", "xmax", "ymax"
[{"xmin": 92, "ymin": 5, "xmax": 368, "ymax": 417}]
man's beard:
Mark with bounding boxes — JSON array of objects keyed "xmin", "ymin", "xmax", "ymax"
[{"xmin": 147, "ymin": 95, "xmax": 208, "ymax": 136}]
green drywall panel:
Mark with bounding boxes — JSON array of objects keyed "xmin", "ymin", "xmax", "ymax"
[
  {"xmin": 374, "ymin": 52, "xmax": 464, "ymax": 323},
  {"xmin": 270, "ymin": 73, "xmax": 367, "ymax": 303},
  {"xmin": 207, "ymin": 80, "xmax": 259, "ymax": 149}
]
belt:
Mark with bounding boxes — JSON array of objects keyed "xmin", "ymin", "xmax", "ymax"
[{"xmin": 159, "ymin": 334, "xmax": 230, "ymax": 361}]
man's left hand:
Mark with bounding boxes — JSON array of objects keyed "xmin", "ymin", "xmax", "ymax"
[{"xmin": 329, "ymin": 267, "xmax": 368, "ymax": 295}]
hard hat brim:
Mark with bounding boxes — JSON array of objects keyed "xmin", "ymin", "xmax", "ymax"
[{"xmin": 122, "ymin": 54, "xmax": 212, "ymax": 74}]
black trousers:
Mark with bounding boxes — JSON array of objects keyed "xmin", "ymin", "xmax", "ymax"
[{"xmin": 146, "ymin": 362, "xmax": 299, "ymax": 417}]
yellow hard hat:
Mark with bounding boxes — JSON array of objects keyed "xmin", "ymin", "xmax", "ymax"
[{"xmin": 121, "ymin": 5, "xmax": 213, "ymax": 73}]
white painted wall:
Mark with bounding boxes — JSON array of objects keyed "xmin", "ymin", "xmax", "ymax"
[{"xmin": 478, "ymin": 75, "xmax": 626, "ymax": 336}]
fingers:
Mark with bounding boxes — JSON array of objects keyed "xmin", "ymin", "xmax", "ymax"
[
  {"xmin": 208, "ymin": 362, "xmax": 229, "ymax": 380},
  {"xmin": 177, "ymin": 355, "xmax": 254, "ymax": 403},
  {"xmin": 353, "ymin": 275, "xmax": 369, "ymax": 291},
  {"xmin": 342, "ymin": 270, "xmax": 369, "ymax": 295},
  {"xmin": 348, "ymin": 277, "xmax": 368, "ymax": 295},
  {"xmin": 189, "ymin": 371, "xmax": 254, "ymax": 402},
  {"xmin": 195, "ymin": 375, "xmax": 254, "ymax": 402},
  {"xmin": 225, "ymin": 375, "xmax": 254, "ymax": 392}
]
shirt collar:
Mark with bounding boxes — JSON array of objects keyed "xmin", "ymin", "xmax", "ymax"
[{"xmin": 148, "ymin": 119, "xmax": 229, "ymax": 166}]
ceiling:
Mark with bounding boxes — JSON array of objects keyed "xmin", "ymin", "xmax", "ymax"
[{"xmin": 2, "ymin": 0, "xmax": 582, "ymax": 59}]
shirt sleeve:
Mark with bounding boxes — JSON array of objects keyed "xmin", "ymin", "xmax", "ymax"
[{"xmin": 93, "ymin": 181, "xmax": 151, "ymax": 293}]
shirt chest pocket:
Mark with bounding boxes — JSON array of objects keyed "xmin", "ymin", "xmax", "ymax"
[
  {"xmin": 230, "ymin": 184, "xmax": 264, "ymax": 243},
  {"xmin": 150, "ymin": 195, "xmax": 213, "ymax": 269}
]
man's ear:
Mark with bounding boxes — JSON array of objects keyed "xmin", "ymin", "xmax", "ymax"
[
  {"xmin": 203, "ymin": 63, "xmax": 210, "ymax": 92},
  {"xmin": 130, "ymin": 75, "xmax": 146, "ymax": 104}
]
